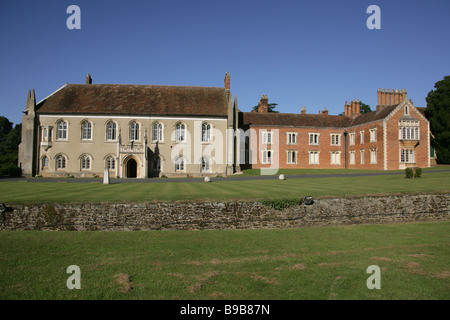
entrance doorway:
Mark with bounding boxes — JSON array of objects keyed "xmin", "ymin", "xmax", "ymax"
[{"xmin": 126, "ymin": 158, "xmax": 137, "ymax": 178}]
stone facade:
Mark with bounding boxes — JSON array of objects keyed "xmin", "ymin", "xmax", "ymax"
[{"xmin": 1, "ymin": 193, "xmax": 448, "ymax": 231}]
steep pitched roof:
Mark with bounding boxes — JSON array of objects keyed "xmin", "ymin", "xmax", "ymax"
[
  {"xmin": 241, "ymin": 112, "xmax": 352, "ymax": 128},
  {"xmin": 36, "ymin": 84, "xmax": 229, "ymax": 117},
  {"xmin": 349, "ymin": 104, "xmax": 399, "ymax": 126}
]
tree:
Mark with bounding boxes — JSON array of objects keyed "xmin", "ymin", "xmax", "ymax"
[
  {"xmin": 252, "ymin": 103, "xmax": 279, "ymax": 113},
  {"xmin": 425, "ymin": 75, "xmax": 450, "ymax": 164},
  {"xmin": 0, "ymin": 116, "xmax": 22, "ymax": 177}
]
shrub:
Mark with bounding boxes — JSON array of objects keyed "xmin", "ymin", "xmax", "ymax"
[
  {"xmin": 414, "ymin": 167, "xmax": 422, "ymax": 178},
  {"xmin": 6, "ymin": 165, "xmax": 22, "ymax": 177},
  {"xmin": 405, "ymin": 168, "xmax": 414, "ymax": 179}
]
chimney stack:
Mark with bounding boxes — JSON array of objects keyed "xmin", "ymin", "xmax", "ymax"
[
  {"xmin": 224, "ymin": 72, "xmax": 230, "ymax": 90},
  {"xmin": 257, "ymin": 94, "xmax": 269, "ymax": 113},
  {"xmin": 301, "ymin": 107, "xmax": 306, "ymax": 114},
  {"xmin": 322, "ymin": 107, "xmax": 328, "ymax": 115},
  {"xmin": 86, "ymin": 73, "xmax": 92, "ymax": 84},
  {"xmin": 377, "ymin": 88, "xmax": 407, "ymax": 111}
]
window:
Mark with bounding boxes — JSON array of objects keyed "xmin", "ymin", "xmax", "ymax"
[
  {"xmin": 130, "ymin": 122, "xmax": 139, "ymax": 141},
  {"xmin": 56, "ymin": 155, "xmax": 66, "ymax": 169},
  {"xmin": 153, "ymin": 122, "xmax": 163, "ymax": 142},
  {"xmin": 287, "ymin": 133, "xmax": 297, "ymax": 145},
  {"xmin": 369, "ymin": 128, "xmax": 377, "ymax": 142},
  {"xmin": 201, "ymin": 156, "xmax": 211, "ymax": 172},
  {"xmin": 309, "ymin": 151, "xmax": 319, "ymax": 164},
  {"xmin": 41, "ymin": 127, "xmax": 52, "ymax": 142},
  {"xmin": 309, "ymin": 133, "xmax": 319, "ymax": 145},
  {"xmin": 405, "ymin": 106, "xmax": 409, "ymax": 115},
  {"xmin": 331, "ymin": 151, "xmax": 341, "ymax": 165},
  {"xmin": 360, "ymin": 150, "xmax": 365, "ymax": 164},
  {"xmin": 57, "ymin": 120, "xmax": 67, "ymax": 140},
  {"xmin": 201, "ymin": 123, "xmax": 211, "ymax": 142},
  {"xmin": 349, "ymin": 151, "xmax": 355, "ymax": 165},
  {"xmin": 262, "ymin": 150, "xmax": 272, "ymax": 164},
  {"xmin": 349, "ymin": 133, "xmax": 355, "ymax": 145},
  {"xmin": 81, "ymin": 121, "xmax": 92, "ymax": 140},
  {"xmin": 81, "ymin": 155, "xmax": 91, "ymax": 170},
  {"xmin": 360, "ymin": 131, "xmax": 364, "ymax": 144},
  {"xmin": 175, "ymin": 123, "xmax": 185, "ymax": 142},
  {"xmin": 370, "ymin": 149, "xmax": 377, "ymax": 164},
  {"xmin": 331, "ymin": 134, "xmax": 341, "ymax": 146},
  {"xmin": 400, "ymin": 149, "xmax": 415, "ymax": 163},
  {"xmin": 262, "ymin": 131, "xmax": 273, "ymax": 144},
  {"xmin": 175, "ymin": 156, "xmax": 185, "ymax": 172},
  {"xmin": 41, "ymin": 156, "xmax": 49, "ymax": 169},
  {"xmin": 106, "ymin": 121, "xmax": 117, "ymax": 141},
  {"xmin": 152, "ymin": 157, "xmax": 161, "ymax": 171},
  {"xmin": 287, "ymin": 151, "xmax": 297, "ymax": 164},
  {"xmin": 399, "ymin": 126, "xmax": 419, "ymax": 140},
  {"xmin": 107, "ymin": 157, "xmax": 116, "ymax": 170}
]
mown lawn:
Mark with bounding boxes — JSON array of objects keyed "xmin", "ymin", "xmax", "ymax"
[
  {"xmin": 0, "ymin": 221, "xmax": 449, "ymax": 300},
  {"xmin": 0, "ymin": 170, "xmax": 449, "ymax": 204}
]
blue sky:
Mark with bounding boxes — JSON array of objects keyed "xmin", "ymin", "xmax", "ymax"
[{"xmin": 1, "ymin": 0, "xmax": 449, "ymax": 125}]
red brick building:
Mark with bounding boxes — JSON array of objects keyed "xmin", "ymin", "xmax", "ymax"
[{"xmin": 239, "ymin": 89, "xmax": 430, "ymax": 171}]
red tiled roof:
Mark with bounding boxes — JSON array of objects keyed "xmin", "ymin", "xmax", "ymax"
[
  {"xmin": 36, "ymin": 84, "xmax": 229, "ymax": 117},
  {"xmin": 241, "ymin": 112, "xmax": 352, "ymax": 128}
]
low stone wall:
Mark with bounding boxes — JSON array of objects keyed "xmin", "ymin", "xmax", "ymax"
[{"xmin": 1, "ymin": 193, "xmax": 449, "ymax": 231}]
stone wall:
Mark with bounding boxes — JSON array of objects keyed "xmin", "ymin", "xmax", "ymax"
[{"xmin": 1, "ymin": 193, "xmax": 448, "ymax": 231}]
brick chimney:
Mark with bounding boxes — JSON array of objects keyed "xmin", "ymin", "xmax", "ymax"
[
  {"xmin": 224, "ymin": 72, "xmax": 230, "ymax": 90},
  {"xmin": 257, "ymin": 95, "xmax": 269, "ymax": 113},
  {"xmin": 86, "ymin": 73, "xmax": 92, "ymax": 84},
  {"xmin": 322, "ymin": 107, "xmax": 328, "ymax": 115},
  {"xmin": 377, "ymin": 88, "xmax": 407, "ymax": 111},
  {"xmin": 301, "ymin": 107, "xmax": 306, "ymax": 114}
]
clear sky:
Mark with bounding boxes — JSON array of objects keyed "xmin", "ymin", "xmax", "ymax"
[{"xmin": 1, "ymin": 0, "xmax": 449, "ymax": 125}]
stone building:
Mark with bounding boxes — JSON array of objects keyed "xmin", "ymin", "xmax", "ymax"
[{"xmin": 18, "ymin": 73, "xmax": 238, "ymax": 178}]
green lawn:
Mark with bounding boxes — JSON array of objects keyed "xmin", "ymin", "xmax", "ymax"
[
  {"xmin": 1, "ymin": 170, "xmax": 449, "ymax": 204},
  {"xmin": 0, "ymin": 221, "xmax": 448, "ymax": 300}
]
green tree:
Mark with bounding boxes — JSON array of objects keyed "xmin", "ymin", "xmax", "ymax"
[
  {"xmin": 425, "ymin": 75, "xmax": 450, "ymax": 164},
  {"xmin": 0, "ymin": 116, "xmax": 22, "ymax": 176}
]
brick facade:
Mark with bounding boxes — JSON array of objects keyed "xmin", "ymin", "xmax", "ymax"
[{"xmin": 241, "ymin": 90, "xmax": 431, "ymax": 171}]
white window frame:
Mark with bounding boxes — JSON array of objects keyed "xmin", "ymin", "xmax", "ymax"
[
  {"xmin": 81, "ymin": 121, "xmax": 92, "ymax": 141},
  {"xmin": 106, "ymin": 156, "xmax": 116, "ymax": 170},
  {"xmin": 286, "ymin": 150, "xmax": 297, "ymax": 164},
  {"xmin": 370, "ymin": 149, "xmax": 377, "ymax": 164},
  {"xmin": 175, "ymin": 123, "xmax": 186, "ymax": 142},
  {"xmin": 56, "ymin": 155, "xmax": 66, "ymax": 170},
  {"xmin": 309, "ymin": 133, "xmax": 320, "ymax": 145},
  {"xmin": 262, "ymin": 131, "xmax": 273, "ymax": 145},
  {"xmin": 400, "ymin": 149, "xmax": 415, "ymax": 163},
  {"xmin": 80, "ymin": 155, "xmax": 92, "ymax": 171},
  {"xmin": 175, "ymin": 156, "xmax": 185, "ymax": 172},
  {"xmin": 330, "ymin": 134, "xmax": 341, "ymax": 146},
  {"xmin": 106, "ymin": 121, "xmax": 117, "ymax": 141},
  {"xmin": 57, "ymin": 120, "xmax": 68, "ymax": 141},
  {"xmin": 130, "ymin": 121, "xmax": 140, "ymax": 142},
  {"xmin": 360, "ymin": 150, "xmax": 365, "ymax": 164},
  {"xmin": 308, "ymin": 151, "xmax": 319, "ymax": 164},
  {"xmin": 349, "ymin": 151, "xmax": 355, "ymax": 165},
  {"xmin": 41, "ymin": 156, "xmax": 49, "ymax": 169},
  {"xmin": 349, "ymin": 132, "xmax": 355, "ymax": 146},
  {"xmin": 330, "ymin": 151, "xmax": 341, "ymax": 165},
  {"xmin": 153, "ymin": 122, "xmax": 163, "ymax": 142},
  {"xmin": 360, "ymin": 131, "xmax": 364, "ymax": 144},
  {"xmin": 287, "ymin": 132, "xmax": 297, "ymax": 145},
  {"xmin": 201, "ymin": 156, "xmax": 211, "ymax": 172},
  {"xmin": 369, "ymin": 128, "xmax": 377, "ymax": 142},
  {"xmin": 201, "ymin": 123, "xmax": 211, "ymax": 142},
  {"xmin": 261, "ymin": 150, "xmax": 273, "ymax": 164}
]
